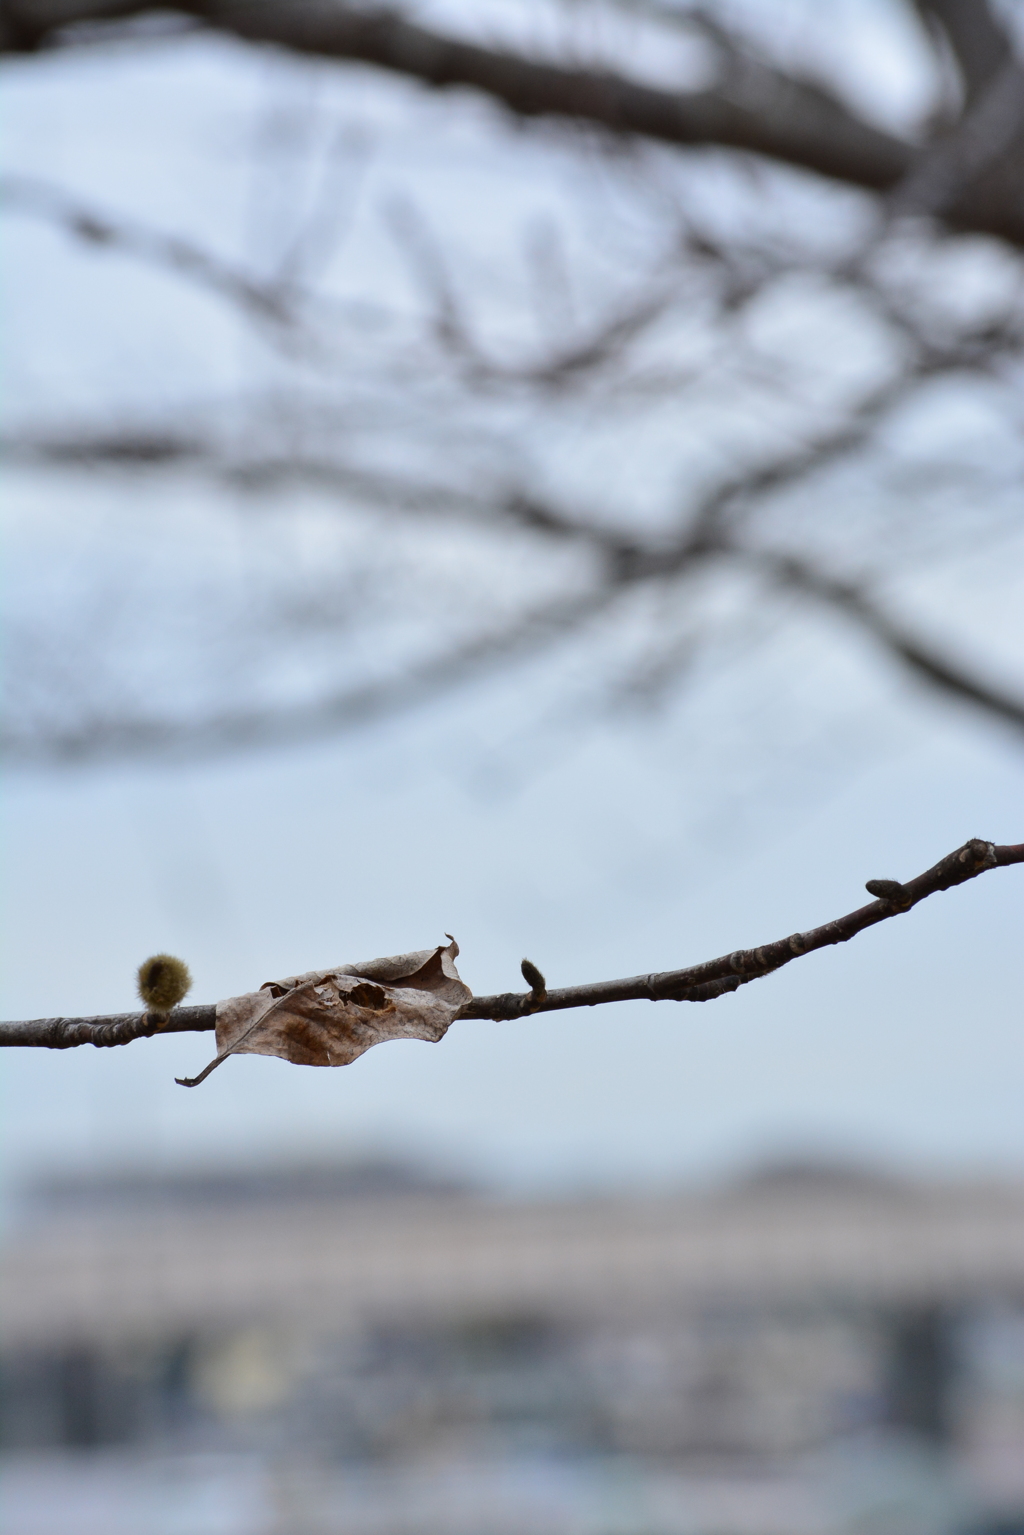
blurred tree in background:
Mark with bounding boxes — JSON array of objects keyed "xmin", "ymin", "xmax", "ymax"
[{"xmin": 1, "ymin": 0, "xmax": 1022, "ymax": 772}]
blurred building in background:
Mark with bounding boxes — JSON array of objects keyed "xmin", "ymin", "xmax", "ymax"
[{"xmin": 2, "ymin": 1159, "xmax": 1024, "ymax": 1535}]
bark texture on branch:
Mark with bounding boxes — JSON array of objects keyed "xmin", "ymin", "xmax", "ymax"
[
  {"xmin": 2, "ymin": 839, "xmax": 1020, "ymax": 1050},
  {"xmin": 0, "ymin": 1004, "xmax": 216, "ymax": 1048},
  {"xmin": 4, "ymin": 0, "xmax": 1024, "ymax": 246}
]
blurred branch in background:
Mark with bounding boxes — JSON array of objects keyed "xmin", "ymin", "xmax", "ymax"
[{"xmin": 0, "ymin": 0, "xmax": 1022, "ymax": 770}]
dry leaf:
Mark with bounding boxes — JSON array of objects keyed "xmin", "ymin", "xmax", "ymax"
[{"xmin": 177, "ymin": 939, "xmax": 470, "ymax": 1087}]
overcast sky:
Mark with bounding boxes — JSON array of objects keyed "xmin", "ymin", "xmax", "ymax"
[
  {"xmin": 1, "ymin": 6, "xmax": 1023, "ymax": 1204},
  {"xmin": 3, "ymin": 680, "xmax": 1022, "ymax": 1201}
]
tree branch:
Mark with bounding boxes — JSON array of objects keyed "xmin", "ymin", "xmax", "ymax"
[
  {"xmin": 0, "ymin": 174, "xmax": 300, "ymax": 331},
  {"xmin": 0, "ymin": 1004, "xmax": 216, "ymax": 1048},
  {"xmin": 913, "ymin": 0, "xmax": 1012, "ymax": 106},
  {"xmin": 0, "ymin": 2, "xmax": 912, "ymax": 186},
  {"xmin": 0, "ymin": 584, "xmax": 617, "ymax": 764},
  {"xmin": 888, "ymin": 55, "xmax": 1024, "ymax": 220},
  {"xmin": 6, "ymin": 3, "xmax": 1024, "ymax": 244},
  {"xmin": 763, "ymin": 554, "xmax": 1024, "ymax": 739},
  {"xmin": 6, "ymin": 413, "xmax": 1024, "ymax": 754},
  {"xmin": 2, "ymin": 839, "xmax": 1020, "ymax": 1048}
]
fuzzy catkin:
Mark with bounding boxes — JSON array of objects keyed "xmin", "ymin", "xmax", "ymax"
[{"xmin": 137, "ymin": 954, "xmax": 192, "ymax": 1013}]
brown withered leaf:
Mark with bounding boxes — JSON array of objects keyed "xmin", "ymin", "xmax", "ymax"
[{"xmin": 176, "ymin": 938, "xmax": 470, "ymax": 1087}]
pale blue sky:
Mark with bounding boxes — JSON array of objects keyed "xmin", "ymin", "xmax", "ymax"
[
  {"xmin": 1, "ymin": 5, "xmax": 1023, "ymax": 1200},
  {"xmin": 2, "ymin": 686, "xmax": 1022, "ymax": 1197}
]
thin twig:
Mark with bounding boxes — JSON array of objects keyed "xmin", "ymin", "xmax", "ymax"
[
  {"xmin": 1, "ymin": 840, "xmax": 1020, "ymax": 1050},
  {"xmin": 463, "ymin": 838, "xmax": 1023, "ymax": 1019},
  {"xmin": 0, "ymin": 175, "xmax": 297, "ymax": 331}
]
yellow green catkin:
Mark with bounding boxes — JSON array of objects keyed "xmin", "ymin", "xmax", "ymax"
[{"xmin": 137, "ymin": 954, "xmax": 192, "ymax": 1014}]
